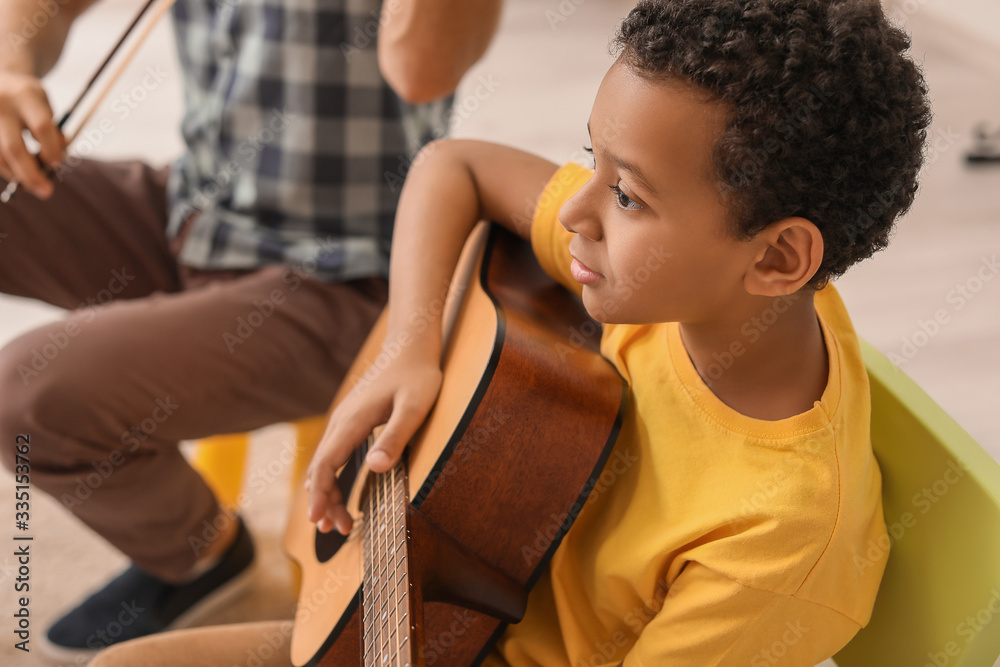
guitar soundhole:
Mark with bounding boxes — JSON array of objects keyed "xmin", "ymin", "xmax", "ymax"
[
  {"xmin": 314, "ymin": 450, "xmax": 362, "ymax": 563},
  {"xmin": 314, "ymin": 526, "xmax": 345, "ymax": 563}
]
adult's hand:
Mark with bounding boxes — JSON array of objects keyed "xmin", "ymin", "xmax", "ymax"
[{"xmin": 0, "ymin": 70, "xmax": 64, "ymax": 198}]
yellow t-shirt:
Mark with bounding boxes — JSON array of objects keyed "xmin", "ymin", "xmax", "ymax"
[{"xmin": 484, "ymin": 163, "xmax": 889, "ymax": 667}]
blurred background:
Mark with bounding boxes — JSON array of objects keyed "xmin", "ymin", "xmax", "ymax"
[{"xmin": 0, "ymin": 0, "xmax": 997, "ymax": 665}]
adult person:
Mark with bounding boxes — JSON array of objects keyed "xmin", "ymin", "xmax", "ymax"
[{"xmin": 0, "ymin": 0, "xmax": 501, "ymax": 660}]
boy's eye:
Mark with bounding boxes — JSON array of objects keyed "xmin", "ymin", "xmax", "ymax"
[
  {"xmin": 609, "ymin": 184, "xmax": 641, "ymax": 211},
  {"xmin": 583, "ymin": 145, "xmax": 642, "ymax": 211}
]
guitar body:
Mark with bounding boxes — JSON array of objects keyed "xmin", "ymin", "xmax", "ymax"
[{"xmin": 285, "ymin": 224, "xmax": 627, "ymax": 666}]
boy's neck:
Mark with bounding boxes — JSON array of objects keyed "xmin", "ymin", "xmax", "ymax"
[{"xmin": 677, "ymin": 290, "xmax": 829, "ymax": 421}]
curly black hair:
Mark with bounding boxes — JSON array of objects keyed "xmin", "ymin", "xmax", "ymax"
[{"xmin": 614, "ymin": 0, "xmax": 932, "ymax": 287}]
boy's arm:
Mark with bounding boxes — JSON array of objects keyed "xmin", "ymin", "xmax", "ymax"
[
  {"xmin": 385, "ymin": 138, "xmax": 559, "ymax": 354},
  {"xmin": 306, "ymin": 139, "xmax": 558, "ymax": 534}
]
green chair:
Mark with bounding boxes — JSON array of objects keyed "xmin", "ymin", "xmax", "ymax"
[{"xmin": 835, "ymin": 341, "xmax": 1000, "ymax": 667}]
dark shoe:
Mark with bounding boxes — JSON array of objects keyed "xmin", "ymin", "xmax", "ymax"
[{"xmin": 41, "ymin": 517, "xmax": 255, "ymax": 662}]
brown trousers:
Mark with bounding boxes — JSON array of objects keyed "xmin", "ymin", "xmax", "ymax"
[{"xmin": 0, "ymin": 159, "xmax": 386, "ymax": 580}]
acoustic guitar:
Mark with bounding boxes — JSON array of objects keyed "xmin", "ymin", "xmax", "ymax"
[{"xmin": 284, "ymin": 223, "xmax": 627, "ymax": 666}]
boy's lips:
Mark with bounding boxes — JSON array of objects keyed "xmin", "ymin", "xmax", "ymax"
[{"xmin": 570, "ymin": 257, "xmax": 604, "ymax": 285}]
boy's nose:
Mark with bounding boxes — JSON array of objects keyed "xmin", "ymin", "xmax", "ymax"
[{"xmin": 558, "ymin": 182, "xmax": 603, "ymax": 242}]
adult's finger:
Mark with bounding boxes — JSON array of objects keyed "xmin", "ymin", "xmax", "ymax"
[
  {"xmin": 18, "ymin": 88, "xmax": 64, "ymax": 167},
  {"xmin": 0, "ymin": 122, "xmax": 51, "ymax": 198}
]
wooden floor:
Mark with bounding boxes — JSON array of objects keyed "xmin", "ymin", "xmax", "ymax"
[{"xmin": 0, "ymin": 1, "xmax": 996, "ymax": 666}]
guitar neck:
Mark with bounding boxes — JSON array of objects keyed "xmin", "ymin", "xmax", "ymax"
[{"xmin": 361, "ymin": 457, "xmax": 419, "ymax": 666}]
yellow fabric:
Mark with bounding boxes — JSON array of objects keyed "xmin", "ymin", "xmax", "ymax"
[{"xmin": 484, "ymin": 163, "xmax": 889, "ymax": 667}]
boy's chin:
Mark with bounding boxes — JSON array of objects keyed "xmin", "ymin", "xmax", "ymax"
[
  {"xmin": 581, "ymin": 291, "xmax": 672, "ymax": 327},
  {"xmin": 581, "ymin": 292, "xmax": 619, "ymax": 325}
]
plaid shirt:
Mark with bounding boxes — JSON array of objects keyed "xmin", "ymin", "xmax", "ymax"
[{"xmin": 166, "ymin": 0, "xmax": 452, "ymax": 282}]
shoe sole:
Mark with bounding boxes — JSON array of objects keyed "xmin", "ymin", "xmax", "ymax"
[{"xmin": 37, "ymin": 559, "xmax": 258, "ymax": 665}]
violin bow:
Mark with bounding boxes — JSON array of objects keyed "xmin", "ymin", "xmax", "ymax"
[{"xmin": 1, "ymin": 0, "xmax": 176, "ymax": 203}]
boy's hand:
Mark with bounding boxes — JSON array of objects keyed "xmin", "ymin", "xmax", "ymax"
[
  {"xmin": 305, "ymin": 351, "xmax": 442, "ymax": 535},
  {"xmin": 0, "ymin": 70, "xmax": 65, "ymax": 198}
]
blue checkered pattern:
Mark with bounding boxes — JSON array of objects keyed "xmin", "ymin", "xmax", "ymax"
[{"xmin": 166, "ymin": 0, "xmax": 452, "ymax": 282}]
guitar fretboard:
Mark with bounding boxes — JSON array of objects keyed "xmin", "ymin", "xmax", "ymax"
[{"xmin": 361, "ymin": 448, "xmax": 414, "ymax": 666}]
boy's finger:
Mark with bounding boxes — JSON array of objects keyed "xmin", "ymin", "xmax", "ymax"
[
  {"xmin": 307, "ymin": 463, "xmax": 338, "ymax": 523},
  {"xmin": 366, "ymin": 397, "xmax": 427, "ymax": 472},
  {"xmin": 325, "ymin": 502, "xmax": 354, "ymax": 535},
  {"xmin": 321, "ymin": 405, "xmax": 385, "ymax": 470}
]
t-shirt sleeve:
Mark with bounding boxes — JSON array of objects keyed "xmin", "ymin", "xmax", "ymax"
[
  {"xmin": 624, "ymin": 562, "xmax": 862, "ymax": 667},
  {"xmin": 529, "ymin": 161, "xmax": 594, "ymax": 298}
]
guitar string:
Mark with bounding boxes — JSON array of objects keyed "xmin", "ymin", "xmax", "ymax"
[
  {"xmin": 372, "ymin": 474, "xmax": 380, "ymax": 667},
  {"xmin": 399, "ymin": 464, "xmax": 411, "ymax": 665},
  {"xmin": 386, "ymin": 466, "xmax": 399, "ymax": 665},
  {"xmin": 398, "ymin": 464, "xmax": 405, "ymax": 665},
  {"xmin": 391, "ymin": 462, "xmax": 401, "ymax": 666},
  {"xmin": 385, "ymin": 461, "xmax": 396, "ymax": 664},
  {"xmin": 366, "ymin": 468, "xmax": 370, "ymax": 663},
  {"xmin": 385, "ymin": 463, "xmax": 392, "ymax": 664},
  {"xmin": 364, "ymin": 460, "xmax": 374, "ymax": 666},
  {"xmin": 361, "ymin": 480, "xmax": 371, "ymax": 666},
  {"xmin": 368, "ymin": 437, "xmax": 381, "ymax": 667},
  {"xmin": 378, "ymin": 456, "xmax": 388, "ymax": 664},
  {"xmin": 364, "ymin": 482, "xmax": 370, "ymax": 663},
  {"xmin": 387, "ymin": 463, "xmax": 395, "ymax": 666},
  {"xmin": 385, "ymin": 464, "xmax": 400, "ymax": 665},
  {"xmin": 378, "ymin": 461, "xmax": 386, "ymax": 665},
  {"xmin": 374, "ymin": 462, "xmax": 382, "ymax": 665},
  {"xmin": 361, "ymin": 454, "xmax": 371, "ymax": 667},
  {"xmin": 375, "ymin": 463, "xmax": 383, "ymax": 665},
  {"xmin": 365, "ymin": 445, "xmax": 412, "ymax": 665},
  {"xmin": 400, "ymin": 464, "xmax": 411, "ymax": 666}
]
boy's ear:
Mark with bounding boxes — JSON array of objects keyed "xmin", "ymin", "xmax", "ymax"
[{"xmin": 743, "ymin": 217, "xmax": 824, "ymax": 297}]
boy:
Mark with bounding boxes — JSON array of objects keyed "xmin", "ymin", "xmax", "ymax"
[
  {"xmin": 92, "ymin": 0, "xmax": 931, "ymax": 664},
  {"xmin": 305, "ymin": 0, "xmax": 931, "ymax": 664}
]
